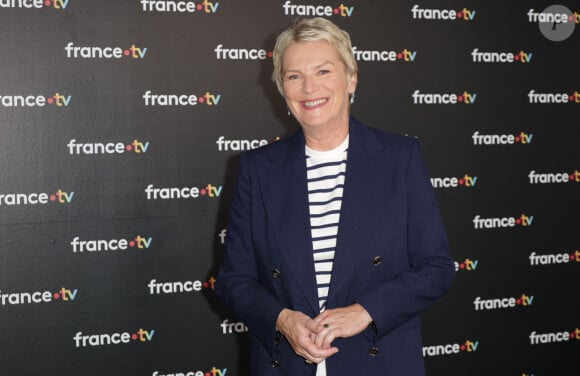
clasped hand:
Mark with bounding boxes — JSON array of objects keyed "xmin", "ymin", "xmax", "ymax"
[{"xmin": 276, "ymin": 303, "xmax": 372, "ymax": 364}]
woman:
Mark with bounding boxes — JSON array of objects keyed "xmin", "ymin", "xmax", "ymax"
[{"xmin": 216, "ymin": 17, "xmax": 455, "ymax": 375}]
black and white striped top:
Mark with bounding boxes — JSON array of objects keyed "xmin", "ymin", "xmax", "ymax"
[{"xmin": 305, "ymin": 136, "xmax": 348, "ymax": 312}]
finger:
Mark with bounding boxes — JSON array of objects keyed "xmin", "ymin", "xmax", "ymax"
[
  {"xmin": 313, "ymin": 317, "xmax": 335, "ymax": 333},
  {"xmin": 313, "ymin": 328, "xmax": 326, "ymax": 348},
  {"xmin": 314, "ymin": 333, "xmax": 327, "ymax": 348},
  {"xmin": 315, "ymin": 346, "xmax": 339, "ymax": 360},
  {"xmin": 304, "ymin": 355, "xmax": 326, "ymax": 364},
  {"xmin": 304, "ymin": 348, "xmax": 338, "ymax": 364},
  {"xmin": 315, "ymin": 325, "xmax": 339, "ymax": 349},
  {"xmin": 313, "ymin": 310, "xmax": 331, "ymax": 324},
  {"xmin": 305, "ymin": 319, "xmax": 323, "ymax": 333},
  {"xmin": 321, "ymin": 329, "xmax": 338, "ymax": 349},
  {"xmin": 302, "ymin": 339, "xmax": 338, "ymax": 360}
]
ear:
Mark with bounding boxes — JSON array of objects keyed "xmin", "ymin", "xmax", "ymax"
[{"xmin": 348, "ymin": 72, "xmax": 358, "ymax": 94}]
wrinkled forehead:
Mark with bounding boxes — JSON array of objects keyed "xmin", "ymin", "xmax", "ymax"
[{"xmin": 282, "ymin": 40, "xmax": 343, "ymax": 71}]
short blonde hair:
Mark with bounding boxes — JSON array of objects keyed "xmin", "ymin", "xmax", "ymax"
[{"xmin": 272, "ymin": 17, "xmax": 358, "ymax": 95}]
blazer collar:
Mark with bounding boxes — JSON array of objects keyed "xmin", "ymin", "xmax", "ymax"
[{"xmin": 266, "ymin": 117, "xmax": 385, "ymax": 166}]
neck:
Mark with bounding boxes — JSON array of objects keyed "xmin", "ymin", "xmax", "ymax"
[{"xmin": 303, "ymin": 117, "xmax": 350, "ymax": 151}]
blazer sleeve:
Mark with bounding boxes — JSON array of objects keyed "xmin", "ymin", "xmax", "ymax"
[
  {"xmin": 355, "ymin": 138, "xmax": 455, "ymax": 340},
  {"xmin": 215, "ymin": 152, "xmax": 286, "ymax": 356}
]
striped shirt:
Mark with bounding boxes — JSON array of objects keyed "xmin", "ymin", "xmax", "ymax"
[
  {"xmin": 306, "ymin": 136, "xmax": 348, "ymax": 376},
  {"xmin": 305, "ymin": 136, "xmax": 349, "ymax": 312}
]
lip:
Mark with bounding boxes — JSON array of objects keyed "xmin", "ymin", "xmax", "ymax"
[{"xmin": 300, "ymin": 97, "xmax": 329, "ymax": 110}]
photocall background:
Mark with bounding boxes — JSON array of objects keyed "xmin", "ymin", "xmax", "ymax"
[{"xmin": 0, "ymin": 1, "xmax": 578, "ymax": 375}]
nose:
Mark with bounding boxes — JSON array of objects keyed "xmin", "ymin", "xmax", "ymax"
[{"xmin": 302, "ymin": 75, "xmax": 317, "ymax": 94}]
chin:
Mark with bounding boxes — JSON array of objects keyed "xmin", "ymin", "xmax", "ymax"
[{"xmin": 297, "ymin": 117, "xmax": 329, "ymax": 129}]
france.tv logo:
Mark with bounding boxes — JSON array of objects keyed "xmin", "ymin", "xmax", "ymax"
[
  {"xmin": 1, "ymin": 0, "xmax": 69, "ymax": 9},
  {"xmin": 141, "ymin": 0, "xmax": 220, "ymax": 13},
  {"xmin": 283, "ymin": 1, "xmax": 353, "ymax": 17},
  {"xmin": 65, "ymin": 42, "xmax": 147, "ymax": 59}
]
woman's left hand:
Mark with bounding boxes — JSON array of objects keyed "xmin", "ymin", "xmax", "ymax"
[{"xmin": 308, "ymin": 303, "xmax": 373, "ymax": 349}]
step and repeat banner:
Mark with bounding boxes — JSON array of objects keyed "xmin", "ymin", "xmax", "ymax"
[{"xmin": 0, "ymin": 1, "xmax": 578, "ymax": 375}]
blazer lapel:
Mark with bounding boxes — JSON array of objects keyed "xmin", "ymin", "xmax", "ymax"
[
  {"xmin": 258, "ymin": 129, "xmax": 320, "ymax": 315},
  {"xmin": 327, "ymin": 118, "xmax": 387, "ymax": 305}
]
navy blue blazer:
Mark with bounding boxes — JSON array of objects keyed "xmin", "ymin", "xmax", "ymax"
[{"xmin": 216, "ymin": 118, "xmax": 455, "ymax": 375}]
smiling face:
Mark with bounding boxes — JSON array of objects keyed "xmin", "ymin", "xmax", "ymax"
[{"xmin": 282, "ymin": 40, "xmax": 357, "ymax": 143}]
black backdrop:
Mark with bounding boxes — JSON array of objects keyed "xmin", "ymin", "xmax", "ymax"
[{"xmin": 0, "ymin": 1, "xmax": 579, "ymax": 375}]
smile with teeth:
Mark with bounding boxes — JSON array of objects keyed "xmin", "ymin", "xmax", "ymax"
[{"xmin": 302, "ymin": 98, "xmax": 328, "ymax": 108}]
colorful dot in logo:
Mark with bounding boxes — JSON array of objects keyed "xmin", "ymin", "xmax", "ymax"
[
  {"xmin": 200, "ymin": 189, "xmax": 207, "ymax": 195},
  {"xmin": 333, "ymin": 8, "xmax": 339, "ymax": 14},
  {"xmin": 516, "ymin": 218, "xmax": 522, "ymax": 224},
  {"xmin": 459, "ymin": 263, "xmax": 466, "ymax": 269},
  {"xmin": 267, "ymin": 51, "xmax": 274, "ymax": 58},
  {"xmin": 458, "ymin": 95, "xmax": 464, "ymax": 102},
  {"xmin": 53, "ymin": 292, "xmax": 60, "ymax": 299},
  {"xmin": 132, "ymin": 333, "xmax": 138, "ymax": 340},
  {"xmin": 516, "ymin": 298, "xmax": 523, "ymax": 304},
  {"xmin": 197, "ymin": 4, "xmax": 203, "ymax": 10},
  {"xmin": 198, "ymin": 96, "xmax": 205, "ymax": 103},
  {"xmin": 460, "ymin": 344, "xmax": 466, "ymax": 350},
  {"xmin": 44, "ymin": 0, "xmax": 51, "ymax": 6},
  {"xmin": 50, "ymin": 194, "xmax": 57, "ymax": 201},
  {"xmin": 397, "ymin": 53, "xmax": 403, "ymax": 59},
  {"xmin": 203, "ymin": 282, "xmax": 209, "ymax": 288},
  {"xmin": 569, "ymin": 95, "xmax": 575, "ymax": 101},
  {"xmin": 126, "ymin": 144, "xmax": 133, "ymax": 151},
  {"xmin": 457, "ymin": 12, "xmax": 463, "ymax": 18},
  {"xmin": 123, "ymin": 50, "xmax": 130, "ymax": 56},
  {"xmin": 129, "ymin": 240, "xmax": 136, "ymax": 247},
  {"xmin": 47, "ymin": 97, "xmax": 54, "ymax": 104}
]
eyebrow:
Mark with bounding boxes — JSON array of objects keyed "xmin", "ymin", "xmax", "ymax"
[
  {"xmin": 314, "ymin": 60, "xmax": 334, "ymax": 69},
  {"xmin": 284, "ymin": 60, "xmax": 335, "ymax": 74}
]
